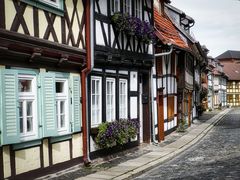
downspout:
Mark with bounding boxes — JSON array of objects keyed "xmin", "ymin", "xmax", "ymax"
[
  {"xmin": 152, "ymin": 44, "xmax": 173, "ymax": 145},
  {"xmin": 82, "ymin": 0, "xmax": 94, "ymax": 165}
]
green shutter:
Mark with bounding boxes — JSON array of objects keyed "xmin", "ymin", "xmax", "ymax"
[
  {"xmin": 41, "ymin": 72, "xmax": 57, "ymax": 137},
  {"xmin": 72, "ymin": 75, "xmax": 81, "ymax": 132},
  {"xmin": 1, "ymin": 69, "xmax": 20, "ymax": 145}
]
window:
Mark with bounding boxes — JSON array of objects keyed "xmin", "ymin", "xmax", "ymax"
[
  {"xmin": 0, "ymin": 69, "xmax": 82, "ymax": 145},
  {"xmin": 40, "ymin": 0, "xmax": 61, "ymax": 8},
  {"xmin": 91, "ymin": 76, "xmax": 102, "ymax": 126},
  {"xmin": 119, "ymin": 79, "xmax": 128, "ymax": 119},
  {"xmin": 55, "ymin": 79, "xmax": 69, "ymax": 134},
  {"xmin": 21, "ymin": 0, "xmax": 64, "ymax": 16},
  {"xmin": 106, "ymin": 78, "xmax": 116, "ymax": 122},
  {"xmin": 18, "ymin": 75, "xmax": 38, "ymax": 141},
  {"xmin": 111, "ymin": 0, "xmax": 120, "ymax": 14},
  {"xmin": 135, "ymin": 0, "xmax": 142, "ymax": 19},
  {"xmin": 123, "ymin": 0, "xmax": 132, "ymax": 15}
]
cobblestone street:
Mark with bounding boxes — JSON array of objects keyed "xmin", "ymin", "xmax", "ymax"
[{"xmin": 135, "ymin": 108, "xmax": 240, "ymax": 180}]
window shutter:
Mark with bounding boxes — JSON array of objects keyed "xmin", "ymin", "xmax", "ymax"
[
  {"xmin": 41, "ymin": 72, "xmax": 57, "ymax": 137},
  {"xmin": 1, "ymin": 69, "xmax": 20, "ymax": 144},
  {"xmin": 71, "ymin": 75, "xmax": 81, "ymax": 132}
]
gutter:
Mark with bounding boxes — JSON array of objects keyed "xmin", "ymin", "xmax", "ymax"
[
  {"xmin": 152, "ymin": 44, "xmax": 173, "ymax": 145},
  {"xmin": 81, "ymin": 0, "xmax": 94, "ymax": 165}
]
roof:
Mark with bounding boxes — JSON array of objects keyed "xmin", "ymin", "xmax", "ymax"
[
  {"xmin": 154, "ymin": 9, "xmax": 189, "ymax": 49},
  {"xmin": 216, "ymin": 50, "xmax": 240, "ymax": 60},
  {"xmin": 220, "ymin": 61, "xmax": 240, "ymax": 80}
]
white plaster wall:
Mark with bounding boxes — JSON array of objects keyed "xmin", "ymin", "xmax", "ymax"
[
  {"xmin": 163, "ymin": 97, "xmax": 167, "ymax": 120},
  {"xmin": 3, "ymin": 146, "xmax": 11, "ymax": 178},
  {"xmin": 72, "ymin": 133, "xmax": 83, "ymax": 158},
  {"xmin": 15, "ymin": 147, "xmax": 41, "ymax": 175},
  {"xmin": 52, "ymin": 141, "xmax": 70, "ymax": 165},
  {"xmin": 98, "ymin": 0, "xmax": 107, "ymax": 15},
  {"xmin": 130, "ymin": 71, "xmax": 138, "ymax": 91},
  {"xmin": 130, "ymin": 97, "xmax": 138, "ymax": 119},
  {"xmin": 95, "ymin": 20, "xmax": 105, "ymax": 46}
]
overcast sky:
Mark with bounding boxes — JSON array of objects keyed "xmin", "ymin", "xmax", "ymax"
[{"xmin": 171, "ymin": 0, "xmax": 240, "ymax": 57}]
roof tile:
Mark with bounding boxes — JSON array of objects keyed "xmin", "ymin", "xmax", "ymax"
[{"xmin": 154, "ymin": 9, "xmax": 189, "ymax": 49}]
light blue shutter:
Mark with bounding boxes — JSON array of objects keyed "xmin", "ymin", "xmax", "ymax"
[
  {"xmin": 72, "ymin": 75, "xmax": 81, "ymax": 132},
  {"xmin": 41, "ymin": 72, "xmax": 57, "ymax": 137},
  {"xmin": 1, "ymin": 69, "xmax": 20, "ymax": 144}
]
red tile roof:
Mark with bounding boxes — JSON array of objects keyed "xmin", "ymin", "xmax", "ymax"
[
  {"xmin": 221, "ymin": 61, "xmax": 240, "ymax": 80},
  {"xmin": 154, "ymin": 9, "xmax": 189, "ymax": 50}
]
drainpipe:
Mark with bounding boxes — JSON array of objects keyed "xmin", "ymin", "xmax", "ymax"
[
  {"xmin": 81, "ymin": 0, "xmax": 94, "ymax": 165},
  {"xmin": 152, "ymin": 44, "xmax": 173, "ymax": 145}
]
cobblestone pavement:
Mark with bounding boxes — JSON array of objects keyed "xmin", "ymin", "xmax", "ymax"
[
  {"xmin": 135, "ymin": 108, "xmax": 240, "ymax": 180},
  {"xmin": 36, "ymin": 110, "xmax": 221, "ymax": 180}
]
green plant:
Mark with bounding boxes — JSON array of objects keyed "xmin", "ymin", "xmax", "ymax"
[
  {"xmin": 95, "ymin": 119, "xmax": 139, "ymax": 149},
  {"xmin": 177, "ymin": 119, "xmax": 186, "ymax": 132},
  {"xmin": 111, "ymin": 13, "xmax": 155, "ymax": 44}
]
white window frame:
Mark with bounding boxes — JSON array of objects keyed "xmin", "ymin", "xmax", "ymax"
[
  {"xmin": 106, "ymin": 78, "xmax": 116, "ymax": 122},
  {"xmin": 119, "ymin": 79, "xmax": 128, "ymax": 119},
  {"xmin": 123, "ymin": 0, "xmax": 132, "ymax": 15},
  {"xmin": 111, "ymin": 0, "xmax": 120, "ymax": 14},
  {"xmin": 55, "ymin": 78, "xmax": 69, "ymax": 134},
  {"xmin": 18, "ymin": 74, "xmax": 38, "ymax": 141},
  {"xmin": 91, "ymin": 76, "xmax": 102, "ymax": 127},
  {"xmin": 135, "ymin": 0, "xmax": 142, "ymax": 19}
]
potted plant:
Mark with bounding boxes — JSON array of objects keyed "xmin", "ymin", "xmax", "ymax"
[
  {"xmin": 95, "ymin": 119, "xmax": 139, "ymax": 149},
  {"xmin": 111, "ymin": 13, "xmax": 155, "ymax": 44}
]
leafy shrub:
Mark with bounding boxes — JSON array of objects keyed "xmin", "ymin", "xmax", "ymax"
[{"xmin": 96, "ymin": 119, "xmax": 139, "ymax": 149}]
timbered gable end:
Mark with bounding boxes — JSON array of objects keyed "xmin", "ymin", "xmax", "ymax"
[
  {"xmin": 94, "ymin": 0, "xmax": 154, "ymax": 67},
  {"xmin": 0, "ymin": 0, "xmax": 86, "ymax": 69}
]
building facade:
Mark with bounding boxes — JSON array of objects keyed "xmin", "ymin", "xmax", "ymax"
[
  {"xmin": 88, "ymin": 0, "xmax": 154, "ymax": 156},
  {"xmin": 152, "ymin": 0, "xmax": 206, "ymax": 141},
  {"xmin": 0, "ymin": 0, "xmax": 88, "ymax": 178},
  {"xmin": 216, "ymin": 50, "xmax": 240, "ymax": 107}
]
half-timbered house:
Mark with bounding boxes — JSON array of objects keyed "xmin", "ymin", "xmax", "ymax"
[
  {"xmin": 165, "ymin": 3, "xmax": 206, "ymax": 126},
  {"xmin": 89, "ymin": 0, "xmax": 154, "ymax": 155},
  {"xmin": 152, "ymin": 0, "xmax": 191, "ymax": 141},
  {"xmin": 0, "ymin": 0, "xmax": 89, "ymax": 178}
]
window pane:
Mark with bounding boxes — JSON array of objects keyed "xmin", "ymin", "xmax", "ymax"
[
  {"xmin": 27, "ymin": 101, "xmax": 32, "ymax": 116},
  {"xmin": 19, "ymin": 102, "xmax": 23, "ymax": 133},
  {"xmin": 61, "ymin": 115, "xmax": 65, "ymax": 128},
  {"xmin": 56, "ymin": 82, "xmax": 64, "ymax": 93},
  {"xmin": 96, "ymin": 80, "xmax": 99, "ymax": 94},
  {"xmin": 60, "ymin": 101, "xmax": 65, "ymax": 114},
  {"xmin": 20, "ymin": 118, "xmax": 23, "ymax": 133},
  {"xmin": 92, "ymin": 80, "xmax": 95, "ymax": 94},
  {"xmin": 18, "ymin": 79, "xmax": 32, "ymax": 92},
  {"xmin": 27, "ymin": 117, "xmax": 33, "ymax": 132}
]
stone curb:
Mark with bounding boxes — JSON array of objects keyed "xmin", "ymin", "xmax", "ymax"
[{"xmin": 77, "ymin": 108, "xmax": 231, "ymax": 180}]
